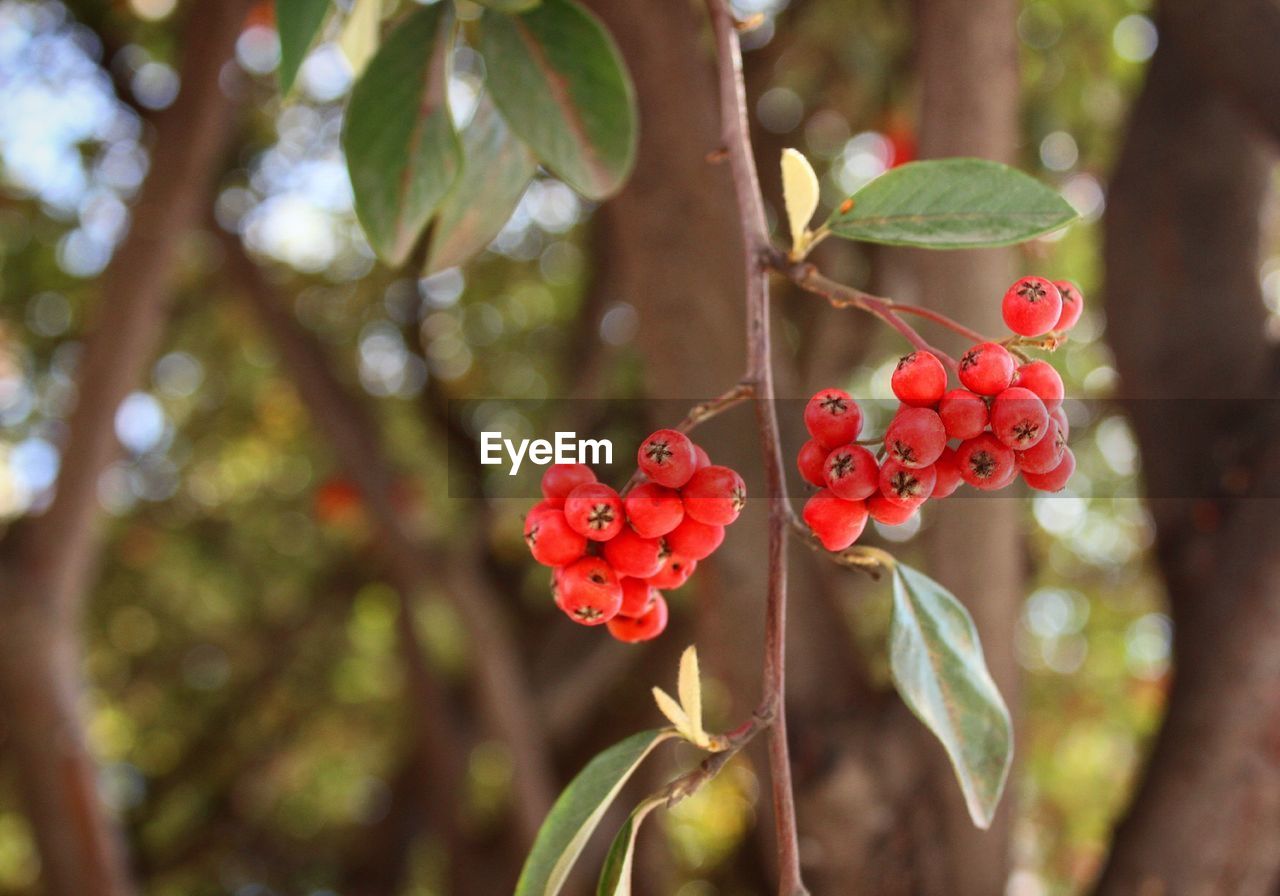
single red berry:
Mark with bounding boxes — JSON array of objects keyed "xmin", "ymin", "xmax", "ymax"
[
  {"xmin": 692, "ymin": 444, "xmax": 712, "ymax": 469},
  {"xmin": 1051, "ymin": 406, "xmax": 1070, "ymax": 440},
  {"xmin": 867, "ymin": 493, "xmax": 918, "ymax": 526},
  {"xmin": 541, "ymin": 463, "xmax": 597, "ymax": 507},
  {"xmin": 955, "ymin": 433, "xmax": 1016, "ymax": 491},
  {"xmin": 991, "ymin": 386, "xmax": 1049, "ymax": 449},
  {"xmin": 663, "ymin": 516, "xmax": 725, "ymax": 561},
  {"xmin": 802, "ymin": 489, "xmax": 869, "ymax": 551},
  {"xmin": 563, "ymin": 482, "xmax": 624, "ymax": 541},
  {"xmin": 524, "ymin": 508, "xmax": 588, "ymax": 567},
  {"xmin": 1023, "ymin": 446, "xmax": 1075, "ymax": 492},
  {"xmin": 558, "ymin": 557, "xmax": 623, "ymax": 626},
  {"xmin": 797, "ymin": 438, "xmax": 830, "ymax": 487},
  {"xmin": 1002, "ymin": 276, "xmax": 1062, "ymax": 337},
  {"xmin": 958, "ymin": 342, "xmax": 1016, "ymax": 395},
  {"xmin": 891, "ymin": 351, "xmax": 947, "ymax": 408},
  {"xmin": 804, "ymin": 389, "xmax": 863, "ymax": 447},
  {"xmin": 681, "ymin": 465, "xmax": 746, "ymax": 526},
  {"xmin": 1053, "ymin": 280, "xmax": 1084, "ymax": 331},
  {"xmin": 1016, "ymin": 418, "xmax": 1066, "ymax": 475},
  {"xmin": 932, "ymin": 447, "xmax": 962, "ymax": 498},
  {"xmin": 878, "ymin": 459, "xmax": 936, "ymax": 508},
  {"xmin": 527, "ymin": 499, "xmax": 557, "ymax": 519},
  {"xmin": 608, "ymin": 594, "xmax": 669, "ymax": 643},
  {"xmin": 938, "ymin": 388, "xmax": 989, "ymax": 440},
  {"xmin": 647, "ymin": 552, "xmax": 696, "ymax": 590},
  {"xmin": 638, "ymin": 429, "xmax": 698, "ymax": 488},
  {"xmin": 884, "ymin": 407, "xmax": 946, "ymax": 468},
  {"xmin": 823, "ymin": 443, "xmax": 879, "ymax": 501},
  {"xmin": 618, "ymin": 576, "xmax": 658, "ymax": 617},
  {"xmin": 623, "ymin": 482, "xmax": 684, "ymax": 539},
  {"xmin": 1014, "ymin": 360, "xmax": 1064, "ymax": 412},
  {"xmin": 602, "ymin": 526, "xmax": 666, "ymax": 578}
]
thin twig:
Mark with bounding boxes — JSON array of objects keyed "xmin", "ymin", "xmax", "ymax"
[
  {"xmin": 784, "ymin": 505, "xmax": 888, "ymax": 579},
  {"xmin": 704, "ymin": 2, "xmax": 806, "ymax": 893}
]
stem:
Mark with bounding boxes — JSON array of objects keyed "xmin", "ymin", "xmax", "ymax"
[{"xmin": 703, "ymin": 3, "xmax": 806, "ymax": 893}]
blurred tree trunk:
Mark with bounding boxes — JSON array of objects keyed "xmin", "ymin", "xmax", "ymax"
[
  {"xmin": 0, "ymin": 3, "xmax": 250, "ymax": 893},
  {"xmin": 1094, "ymin": 6, "xmax": 1280, "ymax": 892}
]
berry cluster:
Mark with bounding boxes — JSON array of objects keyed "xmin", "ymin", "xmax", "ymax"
[
  {"xmin": 800, "ymin": 277, "xmax": 1080, "ymax": 552},
  {"xmin": 523, "ymin": 430, "xmax": 746, "ymax": 643}
]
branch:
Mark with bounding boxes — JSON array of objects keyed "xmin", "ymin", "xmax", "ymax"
[{"xmin": 703, "ymin": 2, "xmax": 806, "ymax": 893}]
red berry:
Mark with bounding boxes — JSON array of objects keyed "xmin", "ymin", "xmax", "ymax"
[
  {"xmin": 932, "ymin": 447, "xmax": 962, "ymax": 498},
  {"xmin": 1002, "ymin": 276, "xmax": 1062, "ymax": 337},
  {"xmin": 524, "ymin": 508, "xmax": 588, "ymax": 567},
  {"xmin": 991, "ymin": 387, "xmax": 1049, "ymax": 449},
  {"xmin": 884, "ymin": 407, "xmax": 946, "ymax": 469},
  {"xmin": 955, "ymin": 433, "xmax": 1016, "ymax": 491},
  {"xmin": 878, "ymin": 459, "xmax": 936, "ymax": 508},
  {"xmin": 663, "ymin": 516, "xmax": 725, "ymax": 561},
  {"xmin": 638, "ymin": 429, "xmax": 698, "ymax": 488},
  {"xmin": 692, "ymin": 444, "xmax": 712, "ymax": 469},
  {"xmin": 563, "ymin": 482, "xmax": 624, "ymax": 541},
  {"xmin": 1014, "ymin": 360, "xmax": 1064, "ymax": 412},
  {"xmin": 867, "ymin": 493, "xmax": 918, "ymax": 526},
  {"xmin": 541, "ymin": 463, "xmax": 596, "ymax": 507},
  {"xmin": 1016, "ymin": 418, "xmax": 1066, "ymax": 475},
  {"xmin": 623, "ymin": 482, "xmax": 684, "ymax": 539},
  {"xmin": 1023, "ymin": 447, "xmax": 1075, "ymax": 492},
  {"xmin": 647, "ymin": 552, "xmax": 696, "ymax": 590},
  {"xmin": 618, "ymin": 576, "xmax": 658, "ymax": 617},
  {"xmin": 558, "ymin": 557, "xmax": 622, "ymax": 625},
  {"xmin": 681, "ymin": 465, "xmax": 746, "ymax": 525},
  {"xmin": 891, "ymin": 351, "xmax": 947, "ymax": 408},
  {"xmin": 608, "ymin": 594, "xmax": 669, "ymax": 643},
  {"xmin": 796, "ymin": 438, "xmax": 829, "ymax": 487},
  {"xmin": 1053, "ymin": 280, "xmax": 1084, "ymax": 331},
  {"xmin": 1051, "ymin": 406, "xmax": 1070, "ymax": 440},
  {"xmin": 804, "ymin": 389, "xmax": 862, "ymax": 447},
  {"xmin": 602, "ymin": 526, "xmax": 666, "ymax": 578},
  {"xmin": 958, "ymin": 342, "xmax": 1016, "ymax": 395},
  {"xmin": 938, "ymin": 389, "xmax": 989, "ymax": 440},
  {"xmin": 823, "ymin": 443, "xmax": 879, "ymax": 501},
  {"xmin": 802, "ymin": 489, "xmax": 868, "ymax": 551}
]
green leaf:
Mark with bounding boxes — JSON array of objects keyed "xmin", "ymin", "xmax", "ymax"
[
  {"xmin": 473, "ymin": 0, "xmax": 543, "ymax": 10},
  {"xmin": 341, "ymin": 4, "xmax": 461, "ymax": 265},
  {"xmin": 425, "ymin": 98, "xmax": 536, "ymax": 275},
  {"xmin": 889, "ymin": 564, "xmax": 1013, "ymax": 829},
  {"xmin": 276, "ymin": 0, "xmax": 332, "ymax": 94},
  {"xmin": 825, "ymin": 158, "xmax": 1077, "ymax": 248},
  {"xmin": 596, "ymin": 799, "xmax": 661, "ymax": 896},
  {"xmin": 478, "ymin": 0, "xmax": 637, "ymax": 200},
  {"xmin": 516, "ymin": 730, "xmax": 673, "ymax": 896}
]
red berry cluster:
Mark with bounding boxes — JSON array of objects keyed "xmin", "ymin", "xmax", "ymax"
[
  {"xmin": 799, "ymin": 278, "xmax": 1081, "ymax": 552},
  {"xmin": 523, "ymin": 429, "xmax": 746, "ymax": 643}
]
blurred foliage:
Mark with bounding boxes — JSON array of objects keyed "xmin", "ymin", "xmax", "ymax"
[{"xmin": 0, "ymin": 0, "xmax": 1217, "ymax": 892}]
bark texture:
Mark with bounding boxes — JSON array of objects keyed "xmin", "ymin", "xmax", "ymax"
[
  {"xmin": 1093, "ymin": 8, "xmax": 1280, "ymax": 892},
  {"xmin": 0, "ymin": 4, "xmax": 250, "ymax": 893}
]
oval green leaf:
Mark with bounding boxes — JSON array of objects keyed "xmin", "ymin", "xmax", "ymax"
[
  {"xmin": 342, "ymin": 4, "xmax": 461, "ymax": 265},
  {"xmin": 890, "ymin": 563, "xmax": 1013, "ymax": 829},
  {"xmin": 276, "ymin": 0, "xmax": 332, "ymax": 94},
  {"xmin": 516, "ymin": 729, "xmax": 673, "ymax": 896},
  {"xmin": 425, "ymin": 98, "xmax": 537, "ymax": 275},
  {"xmin": 826, "ymin": 158, "xmax": 1077, "ymax": 248},
  {"xmin": 596, "ymin": 799, "xmax": 661, "ymax": 896},
  {"xmin": 478, "ymin": 0, "xmax": 637, "ymax": 200}
]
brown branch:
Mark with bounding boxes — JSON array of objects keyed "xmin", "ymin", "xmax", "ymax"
[
  {"xmin": 0, "ymin": 4, "xmax": 252, "ymax": 894},
  {"xmin": 703, "ymin": 2, "xmax": 806, "ymax": 893},
  {"xmin": 224, "ymin": 237, "xmax": 557, "ymax": 846}
]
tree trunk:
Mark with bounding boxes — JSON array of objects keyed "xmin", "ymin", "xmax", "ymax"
[
  {"xmin": 0, "ymin": 4, "xmax": 250, "ymax": 893},
  {"xmin": 1092, "ymin": 9, "xmax": 1280, "ymax": 892}
]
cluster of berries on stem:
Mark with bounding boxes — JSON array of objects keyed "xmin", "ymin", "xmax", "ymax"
[
  {"xmin": 800, "ymin": 277, "xmax": 1081, "ymax": 552},
  {"xmin": 523, "ymin": 429, "xmax": 746, "ymax": 642}
]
